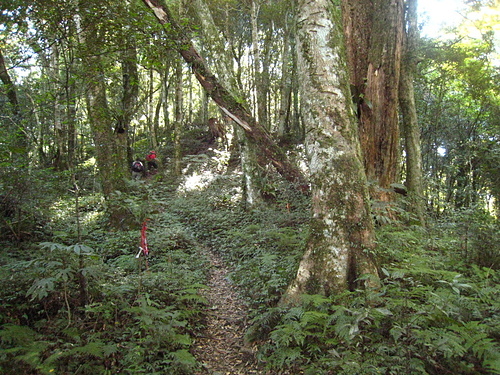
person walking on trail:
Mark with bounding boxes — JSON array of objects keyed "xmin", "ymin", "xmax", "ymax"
[
  {"xmin": 131, "ymin": 159, "xmax": 144, "ymax": 180},
  {"xmin": 146, "ymin": 151, "xmax": 158, "ymax": 171}
]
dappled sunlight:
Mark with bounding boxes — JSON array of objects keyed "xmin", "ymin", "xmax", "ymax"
[
  {"xmin": 49, "ymin": 194, "xmax": 105, "ymax": 234},
  {"xmin": 177, "ymin": 149, "xmax": 232, "ymax": 193},
  {"xmin": 179, "ymin": 170, "xmax": 217, "ymax": 192}
]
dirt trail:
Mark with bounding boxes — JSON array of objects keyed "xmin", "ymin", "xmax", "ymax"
[{"xmin": 193, "ymin": 248, "xmax": 261, "ymax": 375}]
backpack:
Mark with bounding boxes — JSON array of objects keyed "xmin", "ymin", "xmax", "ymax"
[{"xmin": 132, "ymin": 161, "xmax": 144, "ymax": 172}]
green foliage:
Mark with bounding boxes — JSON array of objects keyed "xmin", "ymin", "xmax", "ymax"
[
  {"xmin": 243, "ymin": 222, "xmax": 500, "ymax": 375},
  {"xmin": 174, "ymin": 176, "xmax": 310, "ymax": 313},
  {"xmin": 170, "ymin": 169, "xmax": 500, "ymax": 374},
  {"xmin": 250, "ymin": 267, "xmax": 499, "ymax": 374},
  {"xmin": 0, "ymin": 185, "xmax": 209, "ymax": 374}
]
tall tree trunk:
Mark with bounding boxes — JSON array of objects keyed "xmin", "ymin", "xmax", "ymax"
[
  {"xmin": 277, "ymin": 23, "xmax": 292, "ymax": 142},
  {"xmin": 119, "ymin": 37, "xmax": 139, "ymax": 167},
  {"xmin": 80, "ymin": 4, "xmax": 128, "ymax": 228},
  {"xmin": 85, "ymin": 63, "xmax": 115, "ymax": 197},
  {"xmin": 251, "ymin": 0, "xmax": 260, "ymax": 121},
  {"xmin": 278, "ymin": 0, "xmax": 301, "ymax": 144},
  {"xmin": 0, "ymin": 47, "xmax": 27, "ymax": 151},
  {"xmin": 284, "ymin": 0, "xmax": 378, "ymax": 302},
  {"xmin": 65, "ymin": 78, "xmax": 77, "ymax": 170},
  {"xmin": 342, "ymin": 0, "xmax": 404, "ymax": 202},
  {"xmin": 399, "ymin": 0, "xmax": 425, "ymax": 225},
  {"xmin": 142, "ymin": 0, "xmax": 309, "ymax": 192},
  {"xmin": 191, "ymin": 0, "xmax": 240, "ymax": 96},
  {"xmin": 173, "ymin": 58, "xmax": 183, "ymax": 176},
  {"xmin": 251, "ymin": 0, "xmax": 269, "ymax": 129},
  {"xmin": 51, "ymin": 44, "xmax": 67, "ymax": 171}
]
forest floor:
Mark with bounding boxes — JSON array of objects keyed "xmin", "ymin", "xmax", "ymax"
[{"xmin": 192, "ymin": 247, "xmax": 261, "ymax": 375}]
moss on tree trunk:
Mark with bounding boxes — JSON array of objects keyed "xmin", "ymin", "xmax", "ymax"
[{"xmin": 284, "ymin": 0, "xmax": 379, "ymax": 302}]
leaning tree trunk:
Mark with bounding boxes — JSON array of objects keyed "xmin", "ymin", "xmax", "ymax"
[
  {"xmin": 342, "ymin": 0, "xmax": 404, "ymax": 203},
  {"xmin": 190, "ymin": 0, "xmax": 263, "ymax": 206},
  {"xmin": 399, "ymin": 0, "xmax": 425, "ymax": 225},
  {"xmin": 284, "ymin": 0, "xmax": 379, "ymax": 302},
  {"xmin": 142, "ymin": 0, "xmax": 309, "ymax": 192}
]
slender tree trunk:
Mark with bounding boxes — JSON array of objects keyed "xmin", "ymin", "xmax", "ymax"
[
  {"xmin": 142, "ymin": 0, "xmax": 309, "ymax": 192},
  {"xmin": 277, "ymin": 25, "xmax": 292, "ymax": 142},
  {"xmin": 259, "ymin": 28, "xmax": 272, "ymax": 130},
  {"xmin": 65, "ymin": 79, "xmax": 77, "ymax": 169},
  {"xmin": 192, "ymin": 0, "xmax": 264, "ymax": 205},
  {"xmin": 400, "ymin": 0, "xmax": 425, "ymax": 225},
  {"xmin": 162, "ymin": 67, "xmax": 171, "ymax": 131},
  {"xmin": 284, "ymin": 0, "xmax": 378, "ymax": 302},
  {"xmin": 251, "ymin": 0, "xmax": 260, "ymax": 121},
  {"xmin": 191, "ymin": 0, "xmax": 239, "ymax": 96},
  {"xmin": 119, "ymin": 37, "xmax": 139, "ymax": 167},
  {"xmin": 290, "ymin": 7, "xmax": 302, "ymax": 142},
  {"xmin": 173, "ymin": 58, "xmax": 183, "ymax": 176},
  {"xmin": 85, "ymin": 64, "xmax": 115, "ymax": 197},
  {"xmin": 51, "ymin": 44, "xmax": 67, "ymax": 170}
]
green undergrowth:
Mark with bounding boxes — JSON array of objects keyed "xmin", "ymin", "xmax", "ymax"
[
  {"xmin": 1, "ymin": 168, "xmax": 498, "ymax": 375},
  {"xmin": 0, "ymin": 182, "xmax": 210, "ymax": 374},
  {"xmin": 174, "ymin": 176, "xmax": 499, "ymax": 375},
  {"xmin": 244, "ymin": 226, "xmax": 500, "ymax": 375},
  {"xmin": 172, "ymin": 175, "xmax": 311, "ymax": 315}
]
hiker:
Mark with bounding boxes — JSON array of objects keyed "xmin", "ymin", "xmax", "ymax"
[
  {"xmin": 131, "ymin": 159, "xmax": 145, "ymax": 180},
  {"xmin": 145, "ymin": 150, "xmax": 158, "ymax": 171}
]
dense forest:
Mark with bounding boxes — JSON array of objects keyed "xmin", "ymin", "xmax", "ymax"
[{"xmin": 0, "ymin": 0, "xmax": 499, "ymax": 374}]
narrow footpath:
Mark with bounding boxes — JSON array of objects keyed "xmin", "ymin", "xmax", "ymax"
[{"xmin": 193, "ymin": 248, "xmax": 261, "ymax": 375}]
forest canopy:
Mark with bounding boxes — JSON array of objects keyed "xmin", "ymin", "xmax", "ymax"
[{"xmin": 0, "ymin": 0, "xmax": 499, "ymax": 374}]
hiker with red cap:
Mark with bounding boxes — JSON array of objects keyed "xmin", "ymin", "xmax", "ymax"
[{"xmin": 145, "ymin": 150, "xmax": 158, "ymax": 172}]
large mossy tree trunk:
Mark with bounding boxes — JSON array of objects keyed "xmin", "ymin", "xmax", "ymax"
[
  {"xmin": 342, "ymin": 0, "xmax": 404, "ymax": 203},
  {"xmin": 284, "ymin": 0, "xmax": 378, "ymax": 302}
]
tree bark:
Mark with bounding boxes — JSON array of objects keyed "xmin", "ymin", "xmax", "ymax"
[
  {"xmin": 141, "ymin": 0, "xmax": 309, "ymax": 192},
  {"xmin": 0, "ymin": 47, "xmax": 27, "ymax": 150},
  {"xmin": 173, "ymin": 57, "xmax": 183, "ymax": 176},
  {"xmin": 399, "ymin": 0, "xmax": 426, "ymax": 225},
  {"xmin": 80, "ymin": 5, "xmax": 128, "ymax": 229},
  {"xmin": 0, "ymin": 48, "xmax": 21, "ymax": 119},
  {"xmin": 119, "ymin": 36, "xmax": 139, "ymax": 167},
  {"xmin": 190, "ymin": 0, "xmax": 263, "ymax": 205},
  {"xmin": 277, "ymin": 23, "xmax": 292, "ymax": 142},
  {"xmin": 342, "ymin": 0, "xmax": 404, "ymax": 202},
  {"xmin": 50, "ymin": 44, "xmax": 68, "ymax": 171},
  {"xmin": 284, "ymin": 0, "xmax": 378, "ymax": 302}
]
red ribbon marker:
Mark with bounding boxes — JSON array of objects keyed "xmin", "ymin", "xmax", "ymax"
[
  {"xmin": 141, "ymin": 220, "xmax": 149, "ymax": 256},
  {"xmin": 136, "ymin": 220, "xmax": 150, "ymax": 262}
]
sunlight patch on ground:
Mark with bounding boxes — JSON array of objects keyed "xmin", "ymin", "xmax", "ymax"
[
  {"xmin": 179, "ymin": 170, "xmax": 217, "ymax": 192},
  {"xmin": 177, "ymin": 149, "xmax": 232, "ymax": 193}
]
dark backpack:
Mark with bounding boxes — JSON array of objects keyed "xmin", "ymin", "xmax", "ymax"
[{"xmin": 132, "ymin": 161, "xmax": 144, "ymax": 172}]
